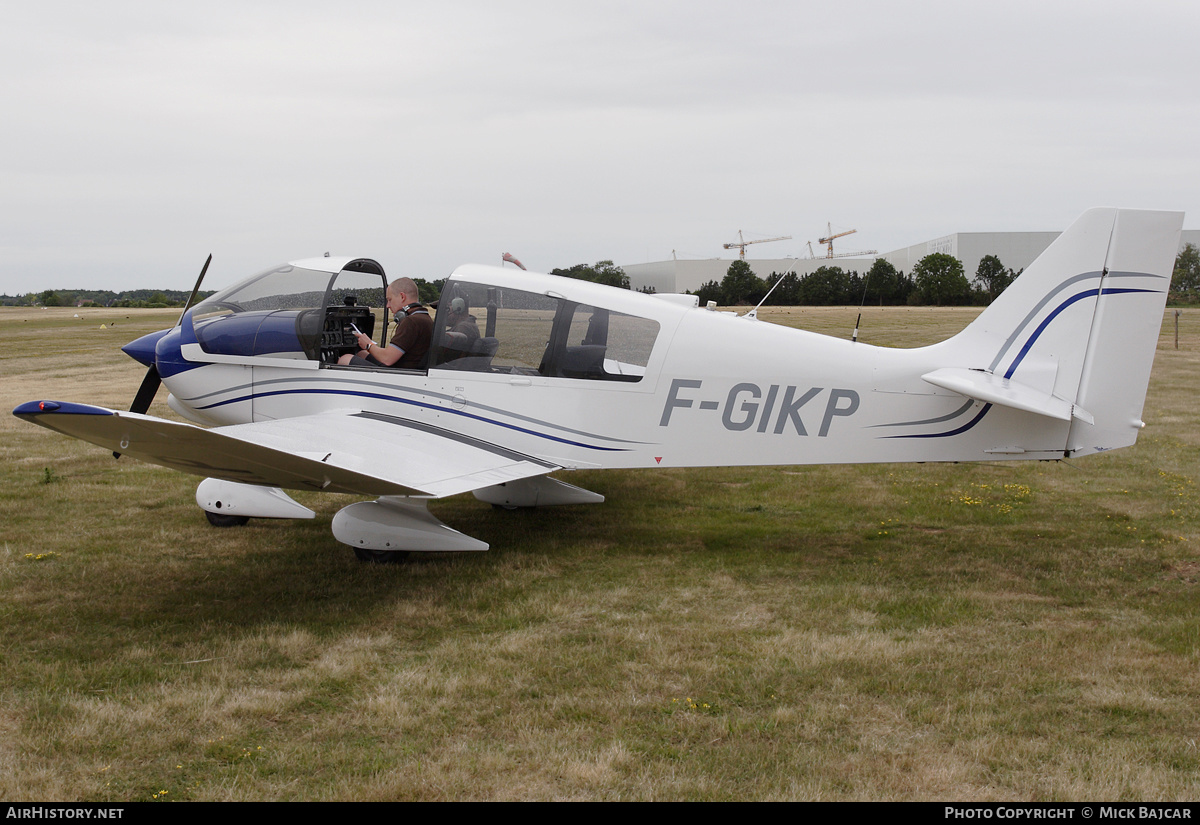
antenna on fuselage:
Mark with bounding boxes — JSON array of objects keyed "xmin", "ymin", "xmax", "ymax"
[
  {"xmin": 851, "ymin": 267, "xmax": 871, "ymax": 343},
  {"xmin": 744, "ymin": 257, "xmax": 798, "ymax": 320}
]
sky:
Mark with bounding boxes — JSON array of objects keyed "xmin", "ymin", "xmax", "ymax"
[{"xmin": 2, "ymin": 0, "xmax": 1198, "ymax": 294}]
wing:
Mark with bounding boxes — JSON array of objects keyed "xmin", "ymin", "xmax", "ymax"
[{"xmin": 13, "ymin": 401, "xmax": 558, "ymax": 497}]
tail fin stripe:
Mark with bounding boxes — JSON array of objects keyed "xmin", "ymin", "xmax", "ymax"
[
  {"xmin": 1099, "ymin": 287, "xmax": 1164, "ymax": 295},
  {"xmin": 1003, "ymin": 288, "xmax": 1101, "ymax": 379},
  {"xmin": 1000, "ymin": 283, "xmax": 1161, "ymax": 381},
  {"xmin": 988, "ymin": 270, "xmax": 1166, "ymax": 373},
  {"xmin": 986, "ymin": 271, "xmax": 1102, "ymax": 372}
]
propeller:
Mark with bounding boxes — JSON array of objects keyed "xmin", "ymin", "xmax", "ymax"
[
  {"xmin": 115, "ymin": 254, "xmax": 211, "ymax": 457},
  {"xmin": 128, "ymin": 363, "xmax": 162, "ymax": 416}
]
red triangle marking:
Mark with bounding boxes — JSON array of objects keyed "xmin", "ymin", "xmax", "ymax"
[{"xmin": 654, "ymin": 456, "xmax": 662, "ymax": 464}]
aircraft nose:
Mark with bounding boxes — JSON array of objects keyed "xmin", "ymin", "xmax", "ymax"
[{"xmin": 121, "ymin": 328, "xmax": 171, "ymax": 367}]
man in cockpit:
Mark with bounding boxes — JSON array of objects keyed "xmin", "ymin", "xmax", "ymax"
[{"xmin": 339, "ymin": 277, "xmax": 432, "ymax": 369}]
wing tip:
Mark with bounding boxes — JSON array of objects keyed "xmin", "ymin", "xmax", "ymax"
[{"xmin": 14, "ymin": 400, "xmax": 115, "ymax": 417}]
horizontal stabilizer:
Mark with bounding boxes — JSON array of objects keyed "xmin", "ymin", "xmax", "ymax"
[{"xmin": 921, "ymin": 368, "xmax": 1094, "ymax": 424}]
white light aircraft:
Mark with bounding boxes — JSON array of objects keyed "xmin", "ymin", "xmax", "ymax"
[{"xmin": 14, "ymin": 208, "xmax": 1183, "ymax": 562}]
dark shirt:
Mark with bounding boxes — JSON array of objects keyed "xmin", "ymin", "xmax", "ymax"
[{"xmin": 389, "ymin": 304, "xmax": 433, "ymax": 369}]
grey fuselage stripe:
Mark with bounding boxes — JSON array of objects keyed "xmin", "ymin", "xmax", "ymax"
[
  {"xmin": 351, "ymin": 411, "xmax": 559, "ymax": 469},
  {"xmin": 871, "ymin": 398, "xmax": 976, "ymax": 429}
]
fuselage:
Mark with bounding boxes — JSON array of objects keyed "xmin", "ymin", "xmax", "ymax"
[{"xmin": 154, "ymin": 263, "xmax": 1073, "ymax": 474}]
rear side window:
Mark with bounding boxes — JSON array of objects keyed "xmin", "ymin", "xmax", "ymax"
[{"xmin": 553, "ymin": 304, "xmax": 658, "ymax": 381}]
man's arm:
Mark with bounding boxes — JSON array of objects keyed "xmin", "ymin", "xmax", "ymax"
[
  {"xmin": 355, "ymin": 332, "xmax": 404, "ymax": 366},
  {"xmin": 370, "ymin": 343, "xmax": 404, "ymax": 366}
]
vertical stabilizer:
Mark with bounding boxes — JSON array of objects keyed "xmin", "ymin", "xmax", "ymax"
[{"xmin": 946, "ymin": 208, "xmax": 1180, "ymax": 455}]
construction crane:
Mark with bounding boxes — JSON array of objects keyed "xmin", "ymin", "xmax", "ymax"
[
  {"xmin": 723, "ymin": 230, "xmax": 792, "ymax": 260},
  {"xmin": 816, "ymin": 223, "xmax": 876, "ymax": 259}
]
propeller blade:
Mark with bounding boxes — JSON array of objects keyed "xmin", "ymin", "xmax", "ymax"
[
  {"xmin": 177, "ymin": 253, "xmax": 212, "ymax": 326},
  {"xmin": 130, "ymin": 364, "xmax": 161, "ymax": 415}
]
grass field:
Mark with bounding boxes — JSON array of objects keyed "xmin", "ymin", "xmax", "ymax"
[{"xmin": 1, "ymin": 304, "xmax": 1198, "ymax": 801}]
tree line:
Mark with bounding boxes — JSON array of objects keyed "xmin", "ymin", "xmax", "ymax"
[
  {"xmin": 688, "ymin": 253, "xmax": 1020, "ymax": 308},
  {"xmin": 689, "ymin": 242, "xmax": 1200, "ymax": 308},
  {"xmin": 1, "ymin": 288, "xmax": 216, "ymax": 308}
]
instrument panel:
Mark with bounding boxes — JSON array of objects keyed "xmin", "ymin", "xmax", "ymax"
[{"xmin": 321, "ymin": 305, "xmax": 376, "ymax": 361}]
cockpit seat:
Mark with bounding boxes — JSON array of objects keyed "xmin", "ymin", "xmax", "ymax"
[
  {"xmin": 559, "ymin": 344, "xmax": 607, "ymax": 379},
  {"xmin": 440, "ymin": 336, "xmax": 500, "ymax": 371}
]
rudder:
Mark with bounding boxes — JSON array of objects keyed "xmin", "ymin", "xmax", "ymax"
[{"xmin": 1068, "ymin": 209, "xmax": 1181, "ymax": 455}]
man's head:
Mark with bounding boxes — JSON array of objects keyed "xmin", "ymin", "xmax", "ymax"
[{"xmin": 386, "ymin": 278, "xmax": 420, "ymax": 313}]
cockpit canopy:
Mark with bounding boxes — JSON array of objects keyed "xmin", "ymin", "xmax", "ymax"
[
  {"xmin": 188, "ymin": 258, "xmax": 388, "ymax": 362},
  {"xmin": 181, "ymin": 258, "xmax": 669, "ymax": 382}
]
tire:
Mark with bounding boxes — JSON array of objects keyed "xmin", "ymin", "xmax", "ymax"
[
  {"xmin": 205, "ymin": 511, "xmax": 250, "ymax": 527},
  {"xmin": 352, "ymin": 547, "xmax": 411, "ymax": 564}
]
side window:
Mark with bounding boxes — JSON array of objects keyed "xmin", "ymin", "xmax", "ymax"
[
  {"xmin": 431, "ymin": 283, "xmax": 557, "ymax": 373},
  {"xmin": 555, "ymin": 304, "xmax": 658, "ymax": 382},
  {"xmin": 490, "ymin": 291, "xmax": 558, "ymax": 373},
  {"xmin": 430, "ymin": 281, "xmax": 659, "ymax": 382}
]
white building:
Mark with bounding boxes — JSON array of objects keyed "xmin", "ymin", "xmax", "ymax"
[{"xmin": 621, "ymin": 230, "xmax": 1200, "ymax": 294}]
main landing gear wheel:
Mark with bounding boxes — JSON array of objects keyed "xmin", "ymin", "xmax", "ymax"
[
  {"xmin": 205, "ymin": 511, "xmax": 250, "ymax": 527},
  {"xmin": 352, "ymin": 547, "xmax": 411, "ymax": 564}
]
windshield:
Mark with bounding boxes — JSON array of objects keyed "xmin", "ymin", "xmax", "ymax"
[
  {"xmin": 187, "ymin": 260, "xmax": 391, "ymax": 363},
  {"xmin": 191, "ymin": 265, "xmax": 337, "ymax": 320}
]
